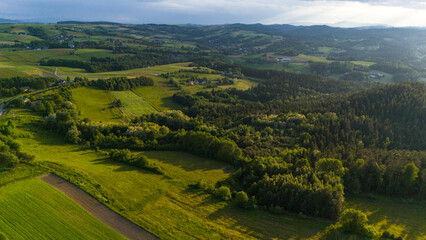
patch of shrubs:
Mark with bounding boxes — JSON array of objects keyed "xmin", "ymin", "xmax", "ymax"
[
  {"xmin": 321, "ymin": 208, "xmax": 376, "ymax": 239},
  {"xmin": 194, "ymin": 180, "xmax": 256, "ymax": 208},
  {"xmin": 233, "ymin": 191, "xmax": 256, "ymax": 209},
  {"xmin": 195, "ymin": 180, "xmax": 231, "ymax": 200},
  {"xmin": 109, "ymin": 149, "xmax": 163, "ymax": 174},
  {"xmin": 215, "ymin": 186, "xmax": 232, "ymax": 201},
  {"xmin": 0, "ymin": 127, "xmax": 35, "ymax": 168}
]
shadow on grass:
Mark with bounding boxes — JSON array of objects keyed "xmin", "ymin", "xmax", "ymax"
[
  {"xmin": 159, "ymin": 97, "xmax": 182, "ymax": 110},
  {"xmin": 30, "ymin": 128, "xmax": 69, "ymax": 146},
  {"xmin": 144, "ymin": 151, "xmax": 235, "ymax": 175},
  {"xmin": 208, "ymin": 206, "xmax": 328, "ymax": 239},
  {"xmin": 90, "ymin": 156, "xmax": 172, "ymax": 180},
  {"xmin": 178, "ymin": 184, "xmax": 330, "ymax": 240},
  {"xmin": 347, "ymin": 196, "xmax": 426, "ymax": 240},
  {"xmin": 29, "ymin": 129, "xmax": 231, "ymax": 177}
]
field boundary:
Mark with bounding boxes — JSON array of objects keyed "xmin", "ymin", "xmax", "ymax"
[
  {"xmin": 130, "ymin": 88, "xmax": 160, "ymax": 112},
  {"xmin": 38, "ymin": 173, "xmax": 158, "ymax": 240}
]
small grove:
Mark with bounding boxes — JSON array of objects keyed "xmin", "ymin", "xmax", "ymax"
[{"xmin": 0, "ymin": 121, "xmax": 34, "ymax": 168}]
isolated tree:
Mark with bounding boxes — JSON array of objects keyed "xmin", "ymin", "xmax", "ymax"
[
  {"xmin": 65, "ymin": 126, "xmax": 81, "ymax": 144},
  {"xmin": 234, "ymin": 191, "xmax": 250, "ymax": 208},
  {"xmin": 400, "ymin": 162, "xmax": 419, "ymax": 195},
  {"xmin": 339, "ymin": 209, "xmax": 374, "ymax": 237},
  {"xmin": 215, "ymin": 186, "xmax": 231, "ymax": 201}
]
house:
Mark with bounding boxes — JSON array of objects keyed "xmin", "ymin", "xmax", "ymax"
[
  {"xmin": 187, "ymin": 81, "xmax": 194, "ymax": 86},
  {"xmin": 17, "ymin": 97, "xmax": 30, "ymax": 104},
  {"xmin": 58, "ymin": 80, "xmax": 67, "ymax": 85},
  {"xmin": 370, "ymin": 72, "xmax": 384, "ymax": 79},
  {"xmin": 22, "ymin": 86, "xmax": 30, "ymax": 92},
  {"xmin": 277, "ymin": 58, "xmax": 291, "ymax": 62}
]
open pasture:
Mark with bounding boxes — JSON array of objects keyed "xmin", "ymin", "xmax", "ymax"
[
  {"xmin": 0, "ymin": 177, "xmax": 126, "ymax": 240},
  {"xmin": 347, "ymin": 196, "xmax": 426, "ymax": 240},
  {"xmin": 111, "ymin": 90, "xmax": 158, "ymax": 117},
  {"xmin": 72, "ymin": 87, "xmax": 122, "ymax": 122}
]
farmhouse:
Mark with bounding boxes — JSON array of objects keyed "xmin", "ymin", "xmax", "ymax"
[
  {"xmin": 17, "ymin": 97, "xmax": 31, "ymax": 104},
  {"xmin": 277, "ymin": 57, "xmax": 291, "ymax": 62},
  {"xmin": 370, "ymin": 72, "xmax": 384, "ymax": 79}
]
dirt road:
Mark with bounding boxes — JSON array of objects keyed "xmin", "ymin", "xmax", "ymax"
[{"xmin": 38, "ymin": 173, "xmax": 158, "ymax": 240}]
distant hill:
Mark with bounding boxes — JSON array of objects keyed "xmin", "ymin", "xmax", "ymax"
[
  {"xmin": 57, "ymin": 21, "xmax": 121, "ymax": 25},
  {"xmin": 0, "ymin": 18, "xmax": 20, "ymax": 23}
]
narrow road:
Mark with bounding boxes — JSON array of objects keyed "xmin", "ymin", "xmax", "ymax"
[
  {"xmin": 0, "ymin": 103, "xmax": 4, "ymax": 117},
  {"xmin": 38, "ymin": 173, "xmax": 158, "ymax": 240},
  {"xmin": 55, "ymin": 67, "xmax": 65, "ymax": 81}
]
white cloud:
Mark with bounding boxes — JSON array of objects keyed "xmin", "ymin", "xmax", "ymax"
[
  {"xmin": 0, "ymin": 0, "xmax": 426, "ymax": 27},
  {"xmin": 261, "ymin": 1, "xmax": 426, "ymax": 27}
]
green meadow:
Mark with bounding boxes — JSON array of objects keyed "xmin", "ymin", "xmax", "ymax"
[
  {"xmin": 0, "ymin": 33, "xmax": 42, "ymax": 43},
  {"xmin": 111, "ymin": 90, "xmax": 158, "ymax": 117},
  {"xmin": 0, "ymin": 177, "xmax": 126, "ymax": 240},
  {"xmin": 347, "ymin": 196, "xmax": 426, "ymax": 240},
  {"xmin": 132, "ymin": 76, "xmax": 184, "ymax": 111},
  {"xmin": 72, "ymin": 87, "xmax": 122, "ymax": 122}
]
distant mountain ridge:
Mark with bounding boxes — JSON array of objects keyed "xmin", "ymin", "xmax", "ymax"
[
  {"xmin": 0, "ymin": 18, "xmax": 20, "ymax": 23},
  {"xmin": 57, "ymin": 21, "xmax": 121, "ymax": 25}
]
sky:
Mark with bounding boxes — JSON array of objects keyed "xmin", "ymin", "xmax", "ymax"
[{"xmin": 1, "ymin": 0, "xmax": 426, "ymax": 27}]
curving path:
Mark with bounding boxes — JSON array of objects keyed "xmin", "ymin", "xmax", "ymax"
[{"xmin": 38, "ymin": 173, "xmax": 158, "ymax": 240}]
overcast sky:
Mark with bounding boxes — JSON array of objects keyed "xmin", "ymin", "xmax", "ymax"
[{"xmin": 1, "ymin": 0, "xmax": 426, "ymax": 27}]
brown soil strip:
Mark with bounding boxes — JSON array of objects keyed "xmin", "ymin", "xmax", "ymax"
[{"xmin": 38, "ymin": 173, "xmax": 158, "ymax": 240}]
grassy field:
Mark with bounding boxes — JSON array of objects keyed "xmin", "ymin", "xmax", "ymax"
[
  {"xmin": 0, "ymin": 177, "xmax": 126, "ymax": 240},
  {"xmin": 347, "ymin": 196, "xmax": 426, "ymax": 240},
  {"xmin": 72, "ymin": 87, "xmax": 122, "ymax": 122},
  {"xmin": 0, "ymin": 68, "xmax": 28, "ymax": 77},
  {"xmin": 132, "ymin": 77, "xmax": 183, "ymax": 111},
  {"xmin": 12, "ymin": 113, "xmax": 329, "ymax": 240},
  {"xmin": 111, "ymin": 90, "xmax": 158, "ymax": 117},
  {"xmin": 73, "ymin": 49, "xmax": 114, "ymax": 60},
  {"xmin": 285, "ymin": 63, "xmax": 310, "ymax": 74},
  {"xmin": 0, "ymin": 33, "xmax": 42, "ymax": 43},
  {"xmin": 1, "ymin": 49, "xmax": 73, "ymax": 65}
]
